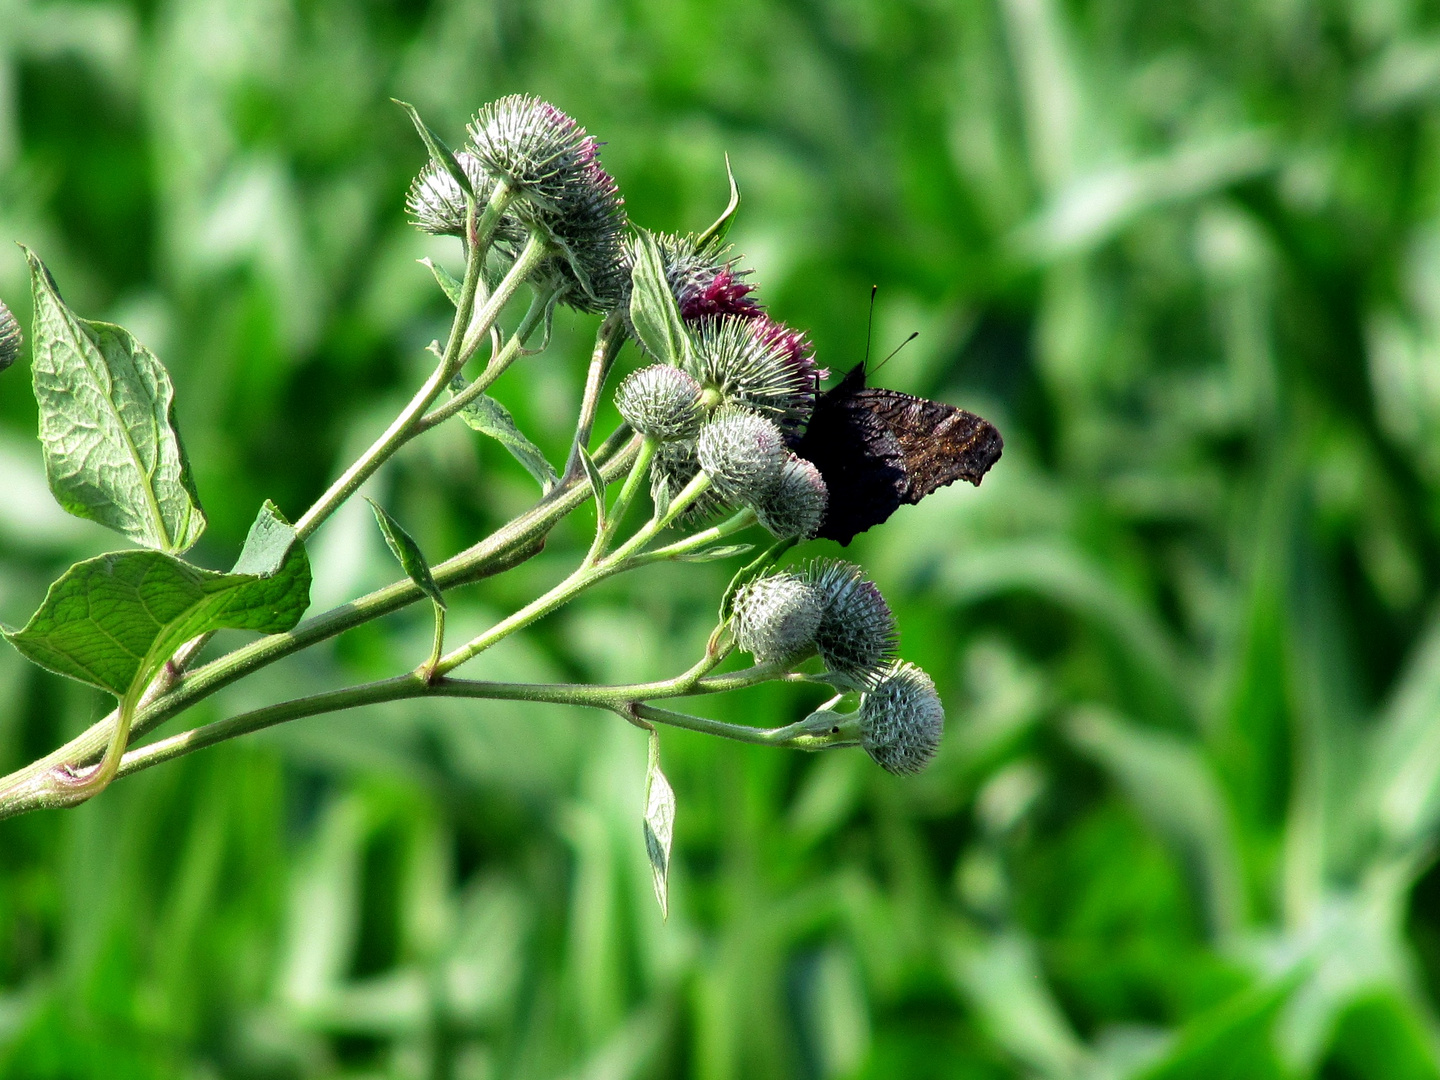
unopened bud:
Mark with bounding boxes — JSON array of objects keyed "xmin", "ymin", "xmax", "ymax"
[
  {"xmin": 615, "ymin": 365, "xmax": 704, "ymax": 442},
  {"xmin": 755, "ymin": 454, "xmax": 828, "ymax": 539},
  {"xmin": 696, "ymin": 407, "xmax": 785, "ymax": 505},
  {"xmin": 804, "ymin": 559, "xmax": 898, "ymax": 688},
  {"xmin": 732, "ymin": 572, "xmax": 823, "ymax": 663},
  {"xmin": 860, "ymin": 661, "xmax": 944, "ymax": 774},
  {"xmin": 0, "ymin": 301, "xmax": 20, "ymax": 372}
]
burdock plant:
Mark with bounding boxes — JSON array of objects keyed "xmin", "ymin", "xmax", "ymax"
[{"xmin": 0, "ymin": 97, "xmax": 995, "ymax": 917}]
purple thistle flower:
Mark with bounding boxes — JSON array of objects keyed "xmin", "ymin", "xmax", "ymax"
[
  {"xmin": 679, "ymin": 266, "xmax": 762, "ymax": 322},
  {"xmin": 468, "ymin": 95, "xmax": 630, "ymax": 313},
  {"xmin": 753, "ymin": 317, "xmax": 825, "ymax": 402}
]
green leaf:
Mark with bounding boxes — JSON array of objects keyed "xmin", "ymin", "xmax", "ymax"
[
  {"xmin": 720, "ymin": 535, "xmax": 797, "ymax": 620},
  {"xmin": 694, "ymin": 154, "xmax": 741, "ymax": 249},
  {"xmin": 393, "ymin": 99, "xmax": 472, "ymax": 200},
  {"xmin": 4, "ymin": 531, "xmax": 310, "ymax": 701},
  {"xmin": 642, "ymin": 729, "xmax": 676, "ymax": 919},
  {"xmin": 420, "ymin": 257, "xmax": 464, "ymax": 307},
  {"xmin": 628, "ymin": 231, "xmax": 690, "ymax": 366},
  {"xmin": 672, "ymin": 543, "xmax": 753, "ymax": 563},
  {"xmin": 578, "ymin": 446, "xmax": 607, "ymax": 528},
  {"xmin": 25, "ymin": 247, "xmax": 206, "ymax": 553},
  {"xmin": 365, "ymin": 498, "xmax": 445, "ymax": 609},
  {"xmin": 232, "ymin": 499, "xmax": 300, "ymax": 576},
  {"xmin": 456, "ymin": 390, "xmax": 558, "ymax": 492}
]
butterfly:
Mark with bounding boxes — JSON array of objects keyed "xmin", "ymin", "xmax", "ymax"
[{"xmin": 793, "ymin": 323, "xmax": 1003, "ymax": 546}]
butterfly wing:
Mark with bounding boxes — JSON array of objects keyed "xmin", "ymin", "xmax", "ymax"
[
  {"xmin": 794, "ymin": 368, "xmax": 906, "ymax": 546},
  {"xmin": 856, "ymin": 388, "xmax": 1003, "ymax": 504}
]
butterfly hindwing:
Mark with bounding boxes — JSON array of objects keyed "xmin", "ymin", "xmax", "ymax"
[
  {"xmin": 793, "ymin": 373, "xmax": 905, "ymax": 546},
  {"xmin": 795, "ymin": 364, "xmax": 1002, "ymax": 545}
]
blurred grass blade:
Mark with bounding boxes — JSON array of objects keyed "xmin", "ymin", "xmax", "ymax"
[
  {"xmin": 1065, "ymin": 706, "xmax": 1245, "ymax": 940},
  {"xmin": 1012, "ymin": 132, "xmax": 1274, "ymax": 261},
  {"xmin": 946, "ymin": 928, "xmax": 1090, "ymax": 1080}
]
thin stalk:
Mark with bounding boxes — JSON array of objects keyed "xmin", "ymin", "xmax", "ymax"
[
  {"xmin": 418, "ymin": 289, "xmax": 553, "ymax": 432},
  {"xmin": 585, "ymin": 436, "xmax": 657, "ymax": 566},
  {"xmin": 457, "ymin": 232, "xmax": 550, "ymax": 363},
  {"xmin": 422, "ymin": 602, "xmax": 446, "ymax": 679},
  {"xmin": 294, "ymin": 216, "xmax": 547, "ymax": 542},
  {"xmin": 632, "ymin": 508, "xmax": 757, "ymax": 564},
  {"xmin": 113, "ymin": 662, "xmax": 828, "ymax": 783},
  {"xmin": 471, "ymin": 181, "xmax": 515, "ymax": 254},
  {"xmin": 433, "ymin": 471, "xmax": 713, "ymax": 676},
  {"xmin": 563, "ymin": 311, "xmax": 626, "ymax": 483},
  {"xmin": 294, "ymin": 201, "xmax": 483, "ymax": 541}
]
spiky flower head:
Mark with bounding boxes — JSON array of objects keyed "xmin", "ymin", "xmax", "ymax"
[
  {"xmin": 755, "ymin": 454, "xmax": 828, "ymax": 539},
  {"xmin": 615, "ymin": 365, "xmax": 704, "ymax": 442},
  {"xmin": 685, "ymin": 315, "xmax": 819, "ymax": 435},
  {"xmin": 405, "ymin": 152, "xmax": 521, "ymax": 245},
  {"xmin": 0, "ymin": 300, "xmax": 20, "ymax": 372},
  {"xmin": 641, "ymin": 232, "xmax": 761, "ymax": 323},
  {"xmin": 696, "ymin": 406, "xmax": 786, "ymax": 506},
  {"xmin": 468, "ymin": 95, "xmax": 629, "ymax": 313},
  {"xmin": 731, "ymin": 572, "xmax": 824, "ymax": 663},
  {"xmin": 804, "ymin": 559, "xmax": 898, "ymax": 689},
  {"xmin": 860, "ymin": 661, "xmax": 945, "ymax": 774}
]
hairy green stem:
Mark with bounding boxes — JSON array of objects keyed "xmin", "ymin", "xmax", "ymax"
[
  {"xmin": 457, "ymin": 232, "xmax": 550, "ymax": 362},
  {"xmin": 418, "ymin": 288, "xmax": 554, "ymax": 432},
  {"xmin": 563, "ymin": 312, "xmax": 627, "ymax": 484},
  {"xmin": 0, "ymin": 437, "xmax": 643, "ymax": 821},
  {"xmin": 585, "ymin": 436, "xmax": 657, "ymax": 566},
  {"xmin": 632, "ymin": 507, "xmax": 758, "ymax": 564}
]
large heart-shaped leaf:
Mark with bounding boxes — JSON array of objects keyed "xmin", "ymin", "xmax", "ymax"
[{"xmin": 25, "ymin": 247, "xmax": 206, "ymax": 553}]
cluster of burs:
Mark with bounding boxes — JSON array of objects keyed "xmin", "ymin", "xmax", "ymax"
[{"xmin": 406, "ymin": 95, "xmax": 945, "ymax": 774}]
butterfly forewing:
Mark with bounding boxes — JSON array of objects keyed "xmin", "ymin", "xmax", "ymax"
[{"xmin": 858, "ymin": 388, "xmax": 1003, "ymax": 504}]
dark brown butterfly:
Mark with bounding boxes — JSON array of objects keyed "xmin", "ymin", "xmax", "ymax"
[{"xmin": 793, "ymin": 351, "xmax": 1003, "ymax": 546}]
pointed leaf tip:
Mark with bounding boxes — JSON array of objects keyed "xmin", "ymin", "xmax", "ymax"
[{"xmin": 643, "ymin": 729, "xmax": 676, "ymax": 919}]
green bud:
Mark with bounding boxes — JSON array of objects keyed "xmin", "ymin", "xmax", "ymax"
[
  {"xmin": 804, "ymin": 559, "xmax": 898, "ymax": 689},
  {"xmin": 696, "ymin": 407, "xmax": 785, "ymax": 506},
  {"xmin": 732, "ymin": 572, "xmax": 823, "ymax": 663},
  {"xmin": 860, "ymin": 661, "xmax": 944, "ymax": 774},
  {"xmin": 615, "ymin": 364, "xmax": 704, "ymax": 441}
]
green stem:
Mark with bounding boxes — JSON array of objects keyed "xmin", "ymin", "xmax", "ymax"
[
  {"xmin": 563, "ymin": 312, "xmax": 627, "ymax": 484},
  {"xmin": 0, "ymin": 437, "xmax": 643, "ymax": 821},
  {"xmin": 294, "ymin": 212, "xmax": 546, "ymax": 543},
  {"xmin": 631, "ymin": 507, "xmax": 757, "ymax": 565},
  {"xmin": 585, "ymin": 436, "xmax": 657, "ymax": 566},
  {"xmin": 418, "ymin": 288, "xmax": 554, "ymax": 432},
  {"xmin": 112, "ymin": 662, "xmax": 834, "ymax": 783},
  {"xmin": 457, "ymin": 231, "xmax": 550, "ymax": 363},
  {"xmin": 423, "ymin": 602, "xmax": 446, "ymax": 678},
  {"xmin": 471, "ymin": 180, "xmax": 515, "ymax": 254}
]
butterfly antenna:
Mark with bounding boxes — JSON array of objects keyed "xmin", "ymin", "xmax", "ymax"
[
  {"xmin": 871, "ymin": 331, "xmax": 919, "ymax": 375},
  {"xmin": 863, "ymin": 285, "xmax": 878, "ymax": 372}
]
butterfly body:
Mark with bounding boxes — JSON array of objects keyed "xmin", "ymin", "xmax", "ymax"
[{"xmin": 795, "ymin": 364, "xmax": 1002, "ymax": 545}]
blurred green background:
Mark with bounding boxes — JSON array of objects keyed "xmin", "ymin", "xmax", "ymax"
[{"xmin": 8, "ymin": 0, "xmax": 1440, "ymax": 1076}]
